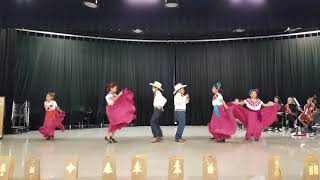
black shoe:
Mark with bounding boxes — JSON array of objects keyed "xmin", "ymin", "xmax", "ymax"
[
  {"xmin": 105, "ymin": 136, "xmax": 112, "ymax": 143},
  {"xmin": 210, "ymin": 137, "xmax": 215, "ymax": 140},
  {"xmin": 110, "ymin": 137, "xmax": 118, "ymax": 143}
]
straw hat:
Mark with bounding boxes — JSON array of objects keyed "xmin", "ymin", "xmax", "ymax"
[
  {"xmin": 173, "ymin": 83, "xmax": 187, "ymax": 94},
  {"xmin": 149, "ymin": 81, "xmax": 164, "ymax": 91}
]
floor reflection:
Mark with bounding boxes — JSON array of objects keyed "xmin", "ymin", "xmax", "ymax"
[{"xmin": 0, "ymin": 126, "xmax": 319, "ymax": 180}]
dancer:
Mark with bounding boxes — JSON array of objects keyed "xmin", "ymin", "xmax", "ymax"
[
  {"xmin": 208, "ymin": 82, "xmax": 237, "ymax": 142},
  {"xmin": 39, "ymin": 92, "xmax": 65, "ymax": 140},
  {"xmin": 149, "ymin": 81, "xmax": 167, "ymax": 143},
  {"xmin": 231, "ymin": 89, "xmax": 279, "ymax": 141},
  {"xmin": 105, "ymin": 82, "xmax": 136, "ymax": 143},
  {"xmin": 173, "ymin": 83, "xmax": 190, "ymax": 143}
]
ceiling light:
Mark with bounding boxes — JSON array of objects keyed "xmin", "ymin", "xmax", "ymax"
[
  {"xmin": 232, "ymin": 28, "xmax": 246, "ymax": 33},
  {"xmin": 132, "ymin": 29, "xmax": 143, "ymax": 34},
  {"xmin": 165, "ymin": 0, "xmax": 178, "ymax": 8},
  {"xmin": 83, "ymin": 0, "xmax": 98, "ymax": 8},
  {"xmin": 127, "ymin": 0, "xmax": 159, "ymax": 5},
  {"xmin": 284, "ymin": 27, "xmax": 302, "ymax": 33}
]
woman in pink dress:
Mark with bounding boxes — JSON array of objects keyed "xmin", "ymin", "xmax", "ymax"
[
  {"xmin": 208, "ymin": 83, "xmax": 237, "ymax": 143},
  {"xmin": 105, "ymin": 82, "xmax": 136, "ymax": 143},
  {"xmin": 39, "ymin": 92, "xmax": 65, "ymax": 140},
  {"xmin": 231, "ymin": 89, "xmax": 279, "ymax": 141}
]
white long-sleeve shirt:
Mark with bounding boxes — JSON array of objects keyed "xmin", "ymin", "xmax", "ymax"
[
  {"xmin": 153, "ymin": 91, "xmax": 167, "ymax": 109},
  {"xmin": 174, "ymin": 93, "xmax": 189, "ymax": 111}
]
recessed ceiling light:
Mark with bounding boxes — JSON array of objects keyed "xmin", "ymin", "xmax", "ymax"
[
  {"xmin": 83, "ymin": 0, "xmax": 98, "ymax": 8},
  {"xmin": 165, "ymin": 0, "xmax": 178, "ymax": 8},
  {"xmin": 132, "ymin": 29, "xmax": 143, "ymax": 34},
  {"xmin": 232, "ymin": 28, "xmax": 246, "ymax": 33}
]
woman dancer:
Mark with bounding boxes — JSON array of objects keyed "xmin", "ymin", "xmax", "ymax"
[
  {"xmin": 39, "ymin": 92, "xmax": 65, "ymax": 140},
  {"xmin": 208, "ymin": 82, "xmax": 237, "ymax": 142},
  {"xmin": 105, "ymin": 82, "xmax": 136, "ymax": 143},
  {"xmin": 231, "ymin": 89, "xmax": 279, "ymax": 141}
]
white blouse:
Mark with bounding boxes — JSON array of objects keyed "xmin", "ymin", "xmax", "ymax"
[
  {"xmin": 212, "ymin": 93, "xmax": 223, "ymax": 106},
  {"xmin": 105, "ymin": 93, "xmax": 115, "ymax": 105},
  {"xmin": 153, "ymin": 90, "xmax": 167, "ymax": 108},
  {"xmin": 44, "ymin": 100, "xmax": 58, "ymax": 111},
  {"xmin": 245, "ymin": 98, "xmax": 263, "ymax": 111}
]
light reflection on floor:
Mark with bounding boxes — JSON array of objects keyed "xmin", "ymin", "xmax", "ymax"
[{"xmin": 1, "ymin": 126, "xmax": 320, "ymax": 180}]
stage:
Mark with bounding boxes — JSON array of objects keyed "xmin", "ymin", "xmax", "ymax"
[{"xmin": 1, "ymin": 126, "xmax": 319, "ymax": 180}]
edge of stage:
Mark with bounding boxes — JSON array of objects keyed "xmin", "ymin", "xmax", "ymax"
[{"xmin": 1, "ymin": 126, "xmax": 318, "ymax": 180}]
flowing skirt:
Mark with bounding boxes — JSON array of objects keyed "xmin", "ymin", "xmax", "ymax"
[
  {"xmin": 208, "ymin": 106, "xmax": 237, "ymax": 141},
  {"xmin": 230, "ymin": 104, "xmax": 279, "ymax": 140},
  {"xmin": 39, "ymin": 110, "xmax": 65, "ymax": 138},
  {"xmin": 106, "ymin": 89, "xmax": 136, "ymax": 133}
]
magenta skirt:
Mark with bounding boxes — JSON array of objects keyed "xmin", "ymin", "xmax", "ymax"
[
  {"xmin": 229, "ymin": 103, "xmax": 279, "ymax": 140},
  {"xmin": 106, "ymin": 89, "xmax": 136, "ymax": 133},
  {"xmin": 208, "ymin": 106, "xmax": 237, "ymax": 141},
  {"xmin": 39, "ymin": 110, "xmax": 65, "ymax": 138}
]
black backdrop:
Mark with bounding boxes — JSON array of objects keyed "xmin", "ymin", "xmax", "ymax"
[{"xmin": 1, "ymin": 29, "xmax": 320, "ymax": 130}]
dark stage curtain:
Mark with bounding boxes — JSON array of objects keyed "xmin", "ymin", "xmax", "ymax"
[
  {"xmin": 176, "ymin": 37, "xmax": 320, "ymax": 125},
  {"xmin": 0, "ymin": 29, "xmax": 17, "ymax": 133},
  {"xmin": 12, "ymin": 33, "xmax": 175, "ymax": 128},
  {"xmin": 1, "ymin": 30, "xmax": 320, "ymax": 129}
]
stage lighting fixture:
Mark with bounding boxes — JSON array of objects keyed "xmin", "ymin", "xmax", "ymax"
[
  {"xmin": 127, "ymin": 0, "xmax": 159, "ymax": 5},
  {"xmin": 132, "ymin": 29, "xmax": 143, "ymax": 34},
  {"xmin": 83, "ymin": 0, "xmax": 98, "ymax": 8},
  {"xmin": 284, "ymin": 27, "xmax": 302, "ymax": 33},
  {"xmin": 232, "ymin": 28, "xmax": 246, "ymax": 33},
  {"xmin": 165, "ymin": 0, "xmax": 178, "ymax": 8}
]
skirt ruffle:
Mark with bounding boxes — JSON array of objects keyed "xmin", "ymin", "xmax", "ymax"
[
  {"xmin": 106, "ymin": 88, "xmax": 136, "ymax": 133},
  {"xmin": 39, "ymin": 110, "xmax": 65, "ymax": 138},
  {"xmin": 208, "ymin": 106, "xmax": 237, "ymax": 141},
  {"xmin": 229, "ymin": 103, "xmax": 279, "ymax": 140}
]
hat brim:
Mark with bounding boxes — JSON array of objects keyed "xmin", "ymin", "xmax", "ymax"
[
  {"xmin": 149, "ymin": 83, "xmax": 164, "ymax": 91},
  {"xmin": 173, "ymin": 85, "xmax": 187, "ymax": 94}
]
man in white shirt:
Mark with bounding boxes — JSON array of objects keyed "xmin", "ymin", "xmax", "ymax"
[
  {"xmin": 149, "ymin": 81, "xmax": 167, "ymax": 143},
  {"xmin": 174, "ymin": 83, "xmax": 189, "ymax": 143}
]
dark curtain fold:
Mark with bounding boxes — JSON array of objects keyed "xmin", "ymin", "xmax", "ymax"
[
  {"xmin": 13, "ymin": 34, "xmax": 175, "ymax": 128},
  {"xmin": 0, "ymin": 29, "xmax": 17, "ymax": 133},
  {"xmin": 176, "ymin": 37, "xmax": 320, "ymax": 125},
  {"xmin": 1, "ymin": 29, "xmax": 320, "ymax": 129}
]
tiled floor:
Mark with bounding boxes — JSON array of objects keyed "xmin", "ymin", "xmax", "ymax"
[{"xmin": 1, "ymin": 126, "xmax": 320, "ymax": 179}]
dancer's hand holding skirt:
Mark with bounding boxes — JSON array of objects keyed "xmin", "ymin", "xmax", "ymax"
[
  {"xmin": 208, "ymin": 105, "xmax": 237, "ymax": 141},
  {"xmin": 39, "ymin": 110, "xmax": 65, "ymax": 139},
  {"xmin": 106, "ymin": 88, "xmax": 136, "ymax": 133}
]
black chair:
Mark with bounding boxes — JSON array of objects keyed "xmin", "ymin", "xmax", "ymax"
[
  {"xmin": 82, "ymin": 106, "xmax": 93, "ymax": 128},
  {"xmin": 96, "ymin": 104, "xmax": 107, "ymax": 128},
  {"xmin": 70, "ymin": 109, "xmax": 86, "ymax": 129}
]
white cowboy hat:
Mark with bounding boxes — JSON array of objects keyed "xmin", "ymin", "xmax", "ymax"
[
  {"xmin": 149, "ymin": 81, "xmax": 164, "ymax": 91},
  {"xmin": 173, "ymin": 83, "xmax": 187, "ymax": 94}
]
